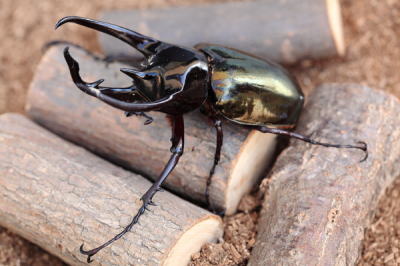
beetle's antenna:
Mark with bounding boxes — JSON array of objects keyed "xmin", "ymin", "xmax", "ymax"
[
  {"xmin": 55, "ymin": 16, "xmax": 160, "ymax": 57},
  {"xmin": 257, "ymin": 126, "xmax": 368, "ymax": 162}
]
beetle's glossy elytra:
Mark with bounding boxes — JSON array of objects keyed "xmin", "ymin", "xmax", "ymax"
[{"xmin": 198, "ymin": 44, "xmax": 304, "ymax": 128}]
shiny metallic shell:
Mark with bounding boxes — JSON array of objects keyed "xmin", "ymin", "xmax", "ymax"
[{"xmin": 197, "ymin": 44, "xmax": 304, "ymax": 128}]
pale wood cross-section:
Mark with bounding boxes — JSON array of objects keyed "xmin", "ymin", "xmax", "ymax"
[
  {"xmin": 26, "ymin": 46, "xmax": 277, "ymax": 215},
  {"xmin": 249, "ymin": 84, "xmax": 400, "ymax": 266},
  {"xmin": 0, "ymin": 113, "xmax": 223, "ymax": 266}
]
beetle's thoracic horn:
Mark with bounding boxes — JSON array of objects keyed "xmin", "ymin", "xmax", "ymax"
[
  {"xmin": 55, "ymin": 16, "xmax": 159, "ymax": 57},
  {"xmin": 120, "ymin": 68, "xmax": 160, "ymax": 81}
]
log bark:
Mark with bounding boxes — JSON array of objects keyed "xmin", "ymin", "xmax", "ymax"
[
  {"xmin": 0, "ymin": 87, "xmax": 5, "ymax": 113},
  {"xmin": 0, "ymin": 113, "xmax": 223, "ymax": 266},
  {"xmin": 26, "ymin": 46, "xmax": 277, "ymax": 215},
  {"xmin": 249, "ymin": 84, "xmax": 400, "ymax": 266},
  {"xmin": 98, "ymin": 0, "xmax": 344, "ymax": 64}
]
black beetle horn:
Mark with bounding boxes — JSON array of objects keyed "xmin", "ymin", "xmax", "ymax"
[
  {"xmin": 120, "ymin": 68, "xmax": 160, "ymax": 81},
  {"xmin": 63, "ymin": 47, "xmax": 180, "ymax": 113},
  {"xmin": 55, "ymin": 16, "xmax": 160, "ymax": 57}
]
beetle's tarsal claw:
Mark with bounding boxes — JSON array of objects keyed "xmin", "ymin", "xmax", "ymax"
[
  {"xmin": 79, "ymin": 244, "xmax": 96, "ymax": 263},
  {"xmin": 142, "ymin": 113, "xmax": 154, "ymax": 125},
  {"xmin": 356, "ymin": 141, "xmax": 368, "ymax": 162},
  {"xmin": 148, "ymin": 200, "xmax": 157, "ymax": 206}
]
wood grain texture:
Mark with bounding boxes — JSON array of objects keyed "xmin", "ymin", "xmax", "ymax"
[
  {"xmin": 0, "ymin": 113, "xmax": 223, "ymax": 266},
  {"xmin": 249, "ymin": 84, "xmax": 400, "ymax": 266},
  {"xmin": 99, "ymin": 0, "xmax": 344, "ymax": 64},
  {"xmin": 26, "ymin": 46, "xmax": 277, "ymax": 215}
]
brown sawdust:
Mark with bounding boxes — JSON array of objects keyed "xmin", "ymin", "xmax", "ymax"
[
  {"xmin": 358, "ymin": 178, "xmax": 400, "ymax": 265},
  {"xmin": 0, "ymin": 0, "xmax": 400, "ymax": 265},
  {"xmin": 190, "ymin": 194, "xmax": 260, "ymax": 266}
]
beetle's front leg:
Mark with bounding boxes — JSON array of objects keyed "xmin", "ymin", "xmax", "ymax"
[
  {"xmin": 79, "ymin": 115, "xmax": 184, "ymax": 263},
  {"xmin": 141, "ymin": 114, "xmax": 184, "ymax": 209}
]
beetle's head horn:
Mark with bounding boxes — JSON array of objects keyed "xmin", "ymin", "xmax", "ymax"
[
  {"xmin": 57, "ymin": 16, "xmax": 210, "ymax": 113},
  {"xmin": 55, "ymin": 16, "xmax": 160, "ymax": 58}
]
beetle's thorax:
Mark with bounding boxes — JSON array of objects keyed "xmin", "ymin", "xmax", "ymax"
[{"xmin": 139, "ymin": 43, "xmax": 210, "ymax": 115}]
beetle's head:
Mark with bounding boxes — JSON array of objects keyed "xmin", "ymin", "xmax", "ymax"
[{"xmin": 55, "ymin": 16, "xmax": 209, "ymax": 113}]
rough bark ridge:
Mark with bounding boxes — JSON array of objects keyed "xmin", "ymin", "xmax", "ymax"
[
  {"xmin": 26, "ymin": 46, "xmax": 277, "ymax": 214},
  {"xmin": 249, "ymin": 84, "xmax": 400, "ymax": 266},
  {"xmin": 99, "ymin": 0, "xmax": 344, "ymax": 64},
  {"xmin": 0, "ymin": 113, "xmax": 223, "ymax": 266}
]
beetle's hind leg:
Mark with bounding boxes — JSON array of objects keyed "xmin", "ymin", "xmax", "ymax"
[
  {"xmin": 257, "ymin": 126, "xmax": 368, "ymax": 162},
  {"xmin": 79, "ymin": 115, "xmax": 184, "ymax": 263}
]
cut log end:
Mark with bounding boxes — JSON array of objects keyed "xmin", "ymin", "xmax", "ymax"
[
  {"xmin": 326, "ymin": 0, "xmax": 345, "ymax": 55},
  {"xmin": 164, "ymin": 216, "xmax": 222, "ymax": 266},
  {"xmin": 225, "ymin": 131, "xmax": 276, "ymax": 215}
]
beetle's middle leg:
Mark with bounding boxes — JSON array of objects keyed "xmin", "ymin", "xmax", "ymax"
[
  {"xmin": 201, "ymin": 101, "xmax": 224, "ymax": 212},
  {"xmin": 257, "ymin": 126, "xmax": 368, "ymax": 162},
  {"xmin": 79, "ymin": 115, "xmax": 184, "ymax": 263},
  {"xmin": 205, "ymin": 118, "xmax": 223, "ymax": 211}
]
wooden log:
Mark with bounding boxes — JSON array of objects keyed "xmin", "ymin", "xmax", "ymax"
[
  {"xmin": 26, "ymin": 46, "xmax": 277, "ymax": 215},
  {"xmin": 98, "ymin": 0, "xmax": 344, "ymax": 64},
  {"xmin": 0, "ymin": 88, "xmax": 5, "ymax": 113},
  {"xmin": 249, "ymin": 84, "xmax": 400, "ymax": 266},
  {"xmin": 0, "ymin": 113, "xmax": 223, "ymax": 266}
]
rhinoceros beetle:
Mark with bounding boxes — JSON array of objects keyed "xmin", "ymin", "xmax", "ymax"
[{"xmin": 55, "ymin": 16, "xmax": 367, "ymax": 263}]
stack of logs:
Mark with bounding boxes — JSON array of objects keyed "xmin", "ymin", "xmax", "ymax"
[{"xmin": 1, "ymin": 0, "xmax": 400, "ymax": 265}]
